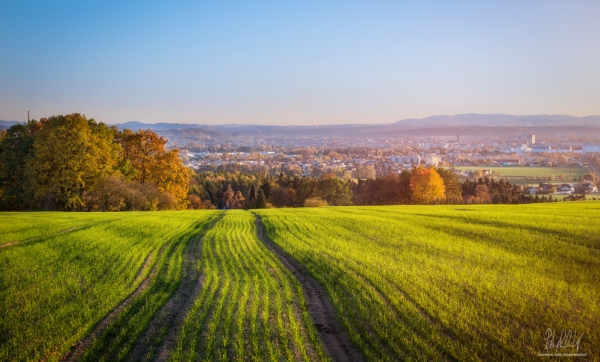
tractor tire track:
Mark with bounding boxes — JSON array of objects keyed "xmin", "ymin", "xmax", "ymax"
[
  {"xmin": 2, "ymin": 218, "xmax": 124, "ymax": 249},
  {"xmin": 61, "ymin": 244, "xmax": 165, "ymax": 362},
  {"xmin": 1, "ymin": 227, "xmax": 85, "ymax": 248},
  {"xmin": 127, "ymin": 215, "xmax": 223, "ymax": 362},
  {"xmin": 254, "ymin": 215, "xmax": 363, "ymax": 362}
]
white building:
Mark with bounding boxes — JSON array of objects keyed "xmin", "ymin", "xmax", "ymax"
[
  {"xmin": 425, "ymin": 154, "xmax": 441, "ymax": 167},
  {"xmin": 509, "ymin": 144, "xmax": 531, "ymax": 154},
  {"xmin": 529, "ymin": 134, "xmax": 536, "ymax": 144},
  {"xmin": 553, "ymin": 146, "xmax": 572, "ymax": 153}
]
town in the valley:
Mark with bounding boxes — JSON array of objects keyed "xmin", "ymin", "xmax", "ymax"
[{"xmin": 167, "ymin": 129, "xmax": 600, "ymax": 197}]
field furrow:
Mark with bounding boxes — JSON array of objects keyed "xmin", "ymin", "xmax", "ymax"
[
  {"xmin": 78, "ymin": 214, "xmax": 220, "ymax": 362},
  {"xmin": 254, "ymin": 214, "xmax": 362, "ymax": 362},
  {"xmin": 0, "ymin": 211, "xmax": 220, "ymax": 362},
  {"xmin": 170, "ymin": 210, "xmax": 327, "ymax": 362},
  {"xmin": 1, "ymin": 203, "xmax": 598, "ymax": 361},
  {"xmin": 126, "ymin": 214, "xmax": 225, "ymax": 362},
  {"xmin": 256, "ymin": 203, "xmax": 600, "ymax": 361},
  {"xmin": 63, "ymin": 244, "xmax": 165, "ymax": 362}
]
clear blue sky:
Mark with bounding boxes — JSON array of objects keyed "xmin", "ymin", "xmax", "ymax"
[{"xmin": 1, "ymin": 1, "xmax": 599, "ymax": 125}]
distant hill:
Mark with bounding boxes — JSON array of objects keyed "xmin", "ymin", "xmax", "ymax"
[
  {"xmin": 116, "ymin": 121, "xmax": 217, "ymax": 131},
  {"xmin": 110, "ymin": 114, "xmax": 600, "ymax": 139},
  {"xmin": 114, "ymin": 114, "xmax": 600, "ymax": 132},
  {"xmin": 396, "ymin": 114, "xmax": 600, "ymax": 127},
  {"xmin": 3, "ymin": 114, "xmax": 600, "ymax": 138},
  {"xmin": 0, "ymin": 120, "xmax": 21, "ymax": 129}
]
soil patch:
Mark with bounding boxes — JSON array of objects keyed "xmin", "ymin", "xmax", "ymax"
[{"xmin": 0, "ymin": 241, "xmax": 20, "ymax": 248}]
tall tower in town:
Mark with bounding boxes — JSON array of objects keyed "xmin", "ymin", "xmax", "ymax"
[{"xmin": 530, "ymin": 134, "xmax": 535, "ymax": 144}]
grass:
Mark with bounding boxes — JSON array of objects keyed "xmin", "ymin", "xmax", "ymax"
[
  {"xmin": 0, "ymin": 212, "xmax": 127, "ymax": 246},
  {"xmin": 1, "ymin": 203, "xmax": 599, "ymax": 361},
  {"xmin": 455, "ymin": 166, "xmax": 589, "ymax": 178},
  {"xmin": 256, "ymin": 203, "xmax": 600, "ymax": 361},
  {"xmin": 170, "ymin": 210, "xmax": 327, "ymax": 362},
  {"xmin": 455, "ymin": 166, "xmax": 590, "ymax": 186},
  {"xmin": 0, "ymin": 211, "xmax": 219, "ymax": 362}
]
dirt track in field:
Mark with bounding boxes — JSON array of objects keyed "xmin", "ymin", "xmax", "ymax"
[
  {"xmin": 61, "ymin": 246, "xmax": 162, "ymax": 362},
  {"xmin": 254, "ymin": 215, "xmax": 363, "ymax": 362},
  {"xmin": 127, "ymin": 216, "xmax": 223, "ymax": 362},
  {"xmin": 1, "ymin": 227, "xmax": 85, "ymax": 249}
]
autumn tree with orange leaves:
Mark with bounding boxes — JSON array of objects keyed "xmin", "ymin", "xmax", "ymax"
[
  {"xmin": 410, "ymin": 167, "xmax": 446, "ymax": 204},
  {"xmin": 119, "ymin": 129, "xmax": 190, "ymax": 204}
]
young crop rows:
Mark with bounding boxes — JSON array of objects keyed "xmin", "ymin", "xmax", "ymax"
[
  {"xmin": 1, "ymin": 203, "xmax": 599, "ymax": 361},
  {"xmin": 257, "ymin": 203, "xmax": 600, "ymax": 360}
]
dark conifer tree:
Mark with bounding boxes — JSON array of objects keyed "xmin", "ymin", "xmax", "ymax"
[
  {"xmin": 256, "ymin": 189, "xmax": 267, "ymax": 209},
  {"xmin": 248, "ymin": 184, "xmax": 257, "ymax": 203}
]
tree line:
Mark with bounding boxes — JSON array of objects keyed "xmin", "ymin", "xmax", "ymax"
[
  {"xmin": 194, "ymin": 167, "xmax": 547, "ymax": 210},
  {"xmin": 191, "ymin": 171, "xmax": 353, "ymax": 208},
  {"xmin": 0, "ymin": 113, "xmax": 557, "ymax": 211}
]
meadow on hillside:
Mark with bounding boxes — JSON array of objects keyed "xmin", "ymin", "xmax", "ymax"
[{"xmin": 0, "ymin": 203, "xmax": 598, "ymax": 361}]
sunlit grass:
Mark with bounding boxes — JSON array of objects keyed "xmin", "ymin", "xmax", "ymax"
[
  {"xmin": 0, "ymin": 211, "xmax": 219, "ymax": 362},
  {"xmin": 171, "ymin": 210, "xmax": 327, "ymax": 362},
  {"xmin": 0, "ymin": 212, "xmax": 128, "ymax": 246},
  {"xmin": 256, "ymin": 202, "xmax": 600, "ymax": 361},
  {"xmin": 2, "ymin": 203, "xmax": 598, "ymax": 361}
]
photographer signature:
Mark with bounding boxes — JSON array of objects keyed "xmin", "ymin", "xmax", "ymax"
[{"xmin": 544, "ymin": 328, "xmax": 583, "ymax": 353}]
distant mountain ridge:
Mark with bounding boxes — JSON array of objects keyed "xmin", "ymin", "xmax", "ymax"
[
  {"xmin": 0, "ymin": 120, "xmax": 21, "ymax": 129},
  {"xmin": 396, "ymin": 113, "xmax": 600, "ymax": 127},
  {"xmin": 109, "ymin": 114, "xmax": 600, "ymax": 139},
  {"xmin": 3, "ymin": 114, "xmax": 600, "ymax": 137},
  {"xmin": 118, "ymin": 113, "xmax": 600, "ymax": 130},
  {"xmin": 4, "ymin": 114, "xmax": 600, "ymax": 130}
]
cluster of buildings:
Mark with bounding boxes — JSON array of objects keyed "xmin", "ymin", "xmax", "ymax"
[
  {"xmin": 173, "ymin": 132, "xmax": 600, "ymax": 190},
  {"xmin": 525, "ymin": 181, "xmax": 598, "ymax": 195},
  {"xmin": 389, "ymin": 154, "xmax": 442, "ymax": 167}
]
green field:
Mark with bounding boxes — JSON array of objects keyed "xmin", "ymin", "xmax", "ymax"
[
  {"xmin": 257, "ymin": 204, "xmax": 600, "ymax": 360},
  {"xmin": 455, "ymin": 166, "xmax": 589, "ymax": 185},
  {"xmin": 1, "ymin": 204, "xmax": 599, "ymax": 361}
]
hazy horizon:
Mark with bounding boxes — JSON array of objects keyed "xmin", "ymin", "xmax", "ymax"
[
  {"xmin": 4, "ymin": 113, "xmax": 600, "ymax": 128},
  {"xmin": 2, "ymin": 1, "xmax": 599, "ymax": 125}
]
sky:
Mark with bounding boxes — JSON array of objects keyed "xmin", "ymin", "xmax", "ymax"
[{"xmin": 1, "ymin": 1, "xmax": 599, "ymax": 125}]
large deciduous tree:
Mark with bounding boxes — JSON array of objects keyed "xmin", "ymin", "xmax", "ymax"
[
  {"xmin": 435, "ymin": 167, "xmax": 462, "ymax": 204},
  {"xmin": 0, "ymin": 121, "xmax": 43, "ymax": 210},
  {"xmin": 316, "ymin": 174, "xmax": 352, "ymax": 206},
  {"xmin": 151, "ymin": 149, "xmax": 190, "ymax": 201},
  {"xmin": 25, "ymin": 114, "xmax": 120, "ymax": 210},
  {"xmin": 119, "ymin": 129, "xmax": 190, "ymax": 207},
  {"xmin": 410, "ymin": 167, "xmax": 445, "ymax": 204},
  {"xmin": 119, "ymin": 129, "xmax": 166, "ymax": 183}
]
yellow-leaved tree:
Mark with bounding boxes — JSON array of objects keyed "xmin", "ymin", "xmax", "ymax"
[
  {"xmin": 410, "ymin": 166, "xmax": 446, "ymax": 204},
  {"xmin": 151, "ymin": 149, "xmax": 190, "ymax": 202},
  {"xmin": 25, "ymin": 114, "xmax": 121, "ymax": 210}
]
